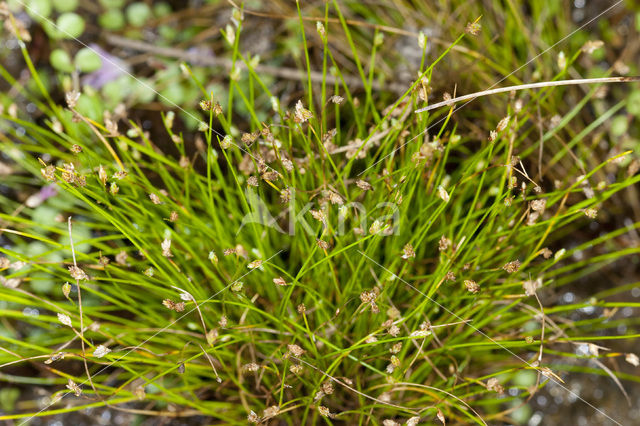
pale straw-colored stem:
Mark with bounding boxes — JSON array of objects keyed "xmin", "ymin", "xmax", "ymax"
[{"xmin": 415, "ymin": 76, "xmax": 640, "ymax": 113}]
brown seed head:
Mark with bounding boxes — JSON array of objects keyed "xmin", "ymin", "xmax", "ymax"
[
  {"xmin": 273, "ymin": 277, "xmax": 288, "ymax": 286},
  {"xmin": 464, "ymin": 279, "xmax": 480, "ymax": 293},
  {"xmin": 401, "ymin": 243, "xmax": 416, "ymax": 259},
  {"xmin": 316, "ymin": 239, "xmax": 330, "ymax": 250},
  {"xmin": 69, "ymin": 266, "xmax": 89, "ymax": 281},
  {"xmin": 262, "ymin": 406, "xmax": 279, "ymax": 419},
  {"xmin": 439, "ymin": 236, "xmax": 451, "ymax": 252},
  {"xmin": 287, "ymin": 344, "xmax": 305, "ymax": 357},
  {"xmin": 115, "ymin": 251, "xmax": 128, "ymax": 265},
  {"xmin": 318, "ymin": 406, "xmax": 331, "ymax": 417},
  {"xmin": 149, "ymin": 193, "xmax": 162, "ymax": 204},
  {"xmin": 247, "ymin": 175, "xmax": 259, "ymax": 187},
  {"xmin": 486, "ymin": 378, "xmax": 504, "ymax": 394},
  {"xmin": 465, "ymin": 21, "xmax": 481, "ymax": 35},
  {"xmin": 294, "ymin": 100, "xmax": 313, "ymax": 123},
  {"xmin": 502, "ymin": 260, "xmax": 521, "ymax": 273},
  {"xmin": 496, "ymin": 115, "xmax": 510, "ymax": 132},
  {"xmin": 356, "ymin": 179, "xmax": 373, "ymax": 191}
]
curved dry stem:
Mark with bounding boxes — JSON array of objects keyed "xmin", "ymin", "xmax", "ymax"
[{"xmin": 415, "ymin": 76, "xmax": 640, "ymax": 113}]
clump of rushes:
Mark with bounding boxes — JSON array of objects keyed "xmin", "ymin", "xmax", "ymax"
[{"xmin": 1, "ymin": 2, "xmax": 640, "ymax": 426}]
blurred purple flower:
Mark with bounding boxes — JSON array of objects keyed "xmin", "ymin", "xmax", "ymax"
[
  {"xmin": 26, "ymin": 185, "xmax": 57, "ymax": 208},
  {"xmin": 82, "ymin": 44, "xmax": 130, "ymax": 89},
  {"xmin": 40, "ymin": 184, "xmax": 58, "ymax": 200}
]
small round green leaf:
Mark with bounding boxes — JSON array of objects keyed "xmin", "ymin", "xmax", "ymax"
[
  {"xmin": 99, "ymin": 0, "xmax": 126, "ymax": 8},
  {"xmin": 50, "ymin": 49, "xmax": 74, "ymax": 73},
  {"xmin": 42, "ymin": 19, "xmax": 63, "ymax": 39},
  {"xmin": 126, "ymin": 2, "xmax": 152, "ymax": 27},
  {"xmin": 26, "ymin": 0, "xmax": 52, "ymax": 22},
  {"xmin": 628, "ymin": 91, "xmax": 640, "ymax": 117},
  {"xmin": 153, "ymin": 2, "xmax": 172, "ymax": 18},
  {"xmin": 611, "ymin": 115, "xmax": 628, "ymax": 137},
  {"xmin": 52, "ymin": 0, "xmax": 78, "ymax": 12},
  {"xmin": 56, "ymin": 12, "xmax": 85, "ymax": 39},
  {"xmin": 98, "ymin": 8, "xmax": 125, "ymax": 30},
  {"xmin": 74, "ymin": 48, "xmax": 102, "ymax": 73}
]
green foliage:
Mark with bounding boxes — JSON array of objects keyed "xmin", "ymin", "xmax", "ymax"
[
  {"xmin": 74, "ymin": 48, "xmax": 102, "ymax": 73},
  {"xmin": 125, "ymin": 2, "xmax": 152, "ymax": 27},
  {"xmin": 52, "ymin": 0, "xmax": 78, "ymax": 13},
  {"xmin": 0, "ymin": 1, "xmax": 639, "ymax": 425},
  {"xmin": 55, "ymin": 12, "xmax": 85, "ymax": 39},
  {"xmin": 98, "ymin": 9, "xmax": 125, "ymax": 31},
  {"xmin": 25, "ymin": 0, "xmax": 52, "ymax": 22},
  {"xmin": 49, "ymin": 48, "xmax": 73, "ymax": 72}
]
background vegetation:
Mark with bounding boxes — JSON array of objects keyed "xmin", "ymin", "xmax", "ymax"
[{"xmin": 1, "ymin": 0, "xmax": 640, "ymax": 424}]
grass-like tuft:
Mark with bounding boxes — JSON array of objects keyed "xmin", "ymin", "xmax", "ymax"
[{"xmin": 1, "ymin": 1, "xmax": 639, "ymax": 424}]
